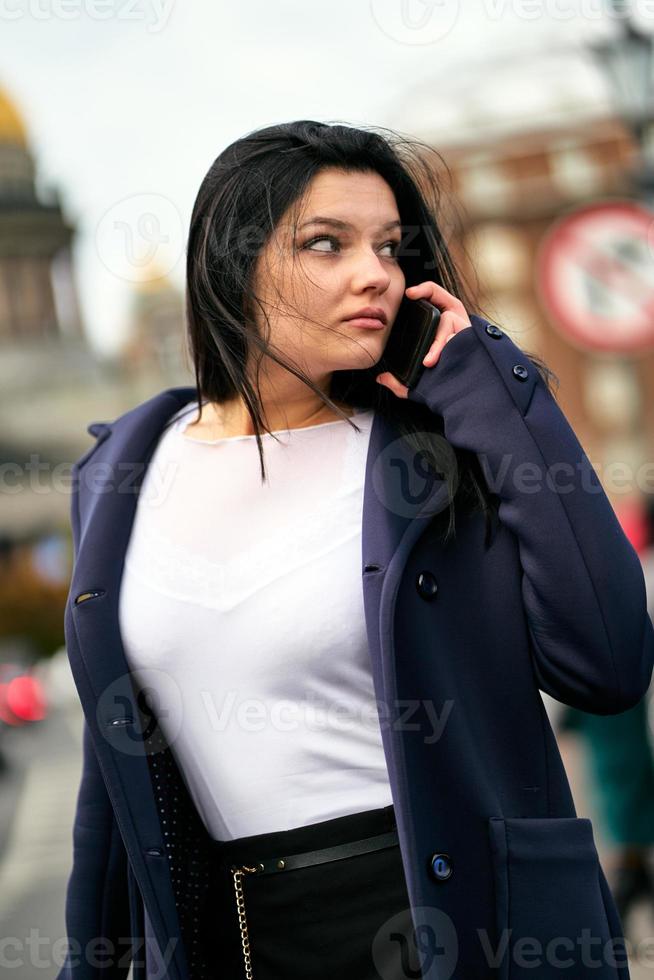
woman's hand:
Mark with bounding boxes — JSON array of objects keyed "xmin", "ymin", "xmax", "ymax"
[{"xmin": 376, "ymin": 282, "xmax": 472, "ymax": 400}]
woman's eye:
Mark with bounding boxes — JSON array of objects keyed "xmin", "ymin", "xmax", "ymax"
[
  {"xmin": 303, "ymin": 236, "xmax": 401, "ymax": 257},
  {"xmin": 304, "ymin": 235, "xmax": 339, "ymax": 252}
]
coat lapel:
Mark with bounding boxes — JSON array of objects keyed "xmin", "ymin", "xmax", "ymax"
[{"xmin": 65, "ymin": 384, "xmax": 450, "ymax": 978}]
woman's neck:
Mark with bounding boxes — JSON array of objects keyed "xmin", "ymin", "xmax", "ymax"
[{"xmin": 186, "ymin": 398, "xmax": 356, "ymax": 440}]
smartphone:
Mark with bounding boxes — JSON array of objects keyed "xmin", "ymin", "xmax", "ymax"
[{"xmin": 378, "ymin": 297, "xmax": 441, "ymax": 389}]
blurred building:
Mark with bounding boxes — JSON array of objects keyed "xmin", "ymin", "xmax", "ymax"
[
  {"xmin": 396, "ymin": 59, "xmax": 654, "ymax": 511},
  {"xmin": 0, "ymin": 84, "xmax": 99, "ymax": 539},
  {"xmin": 119, "ymin": 258, "xmax": 193, "ymax": 403},
  {"xmin": 0, "ymin": 88, "xmax": 83, "ymax": 343},
  {"xmin": 0, "ymin": 84, "xmax": 191, "ymax": 544}
]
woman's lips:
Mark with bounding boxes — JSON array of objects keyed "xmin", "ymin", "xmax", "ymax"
[{"xmin": 344, "ymin": 317, "xmax": 386, "ymax": 330}]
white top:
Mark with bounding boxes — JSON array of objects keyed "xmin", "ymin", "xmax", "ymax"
[{"xmin": 117, "ymin": 399, "xmax": 393, "ymax": 841}]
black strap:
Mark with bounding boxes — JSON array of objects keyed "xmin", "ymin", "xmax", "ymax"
[{"xmin": 230, "ymin": 828, "xmax": 399, "ymax": 876}]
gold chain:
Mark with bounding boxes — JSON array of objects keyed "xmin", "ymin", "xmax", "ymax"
[{"xmin": 231, "ymin": 864, "xmax": 260, "ymax": 979}]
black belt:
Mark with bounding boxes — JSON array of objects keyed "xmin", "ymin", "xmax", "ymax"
[{"xmin": 229, "ymin": 828, "xmax": 399, "ymax": 877}]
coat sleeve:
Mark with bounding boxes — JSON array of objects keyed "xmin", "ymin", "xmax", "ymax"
[
  {"xmin": 56, "ymin": 459, "xmax": 132, "ymax": 980},
  {"xmin": 406, "ymin": 314, "xmax": 654, "ymax": 716}
]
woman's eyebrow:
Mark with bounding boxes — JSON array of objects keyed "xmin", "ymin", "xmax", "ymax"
[{"xmin": 298, "ymin": 217, "xmax": 402, "ymax": 231}]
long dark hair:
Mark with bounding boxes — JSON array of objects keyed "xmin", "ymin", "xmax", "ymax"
[{"xmin": 181, "ymin": 119, "xmax": 558, "ymax": 545}]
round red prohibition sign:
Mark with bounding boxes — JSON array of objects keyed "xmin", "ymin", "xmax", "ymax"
[{"xmin": 536, "ymin": 200, "xmax": 654, "ymax": 354}]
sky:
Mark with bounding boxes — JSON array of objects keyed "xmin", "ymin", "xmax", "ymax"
[{"xmin": 0, "ymin": 0, "xmax": 633, "ymax": 355}]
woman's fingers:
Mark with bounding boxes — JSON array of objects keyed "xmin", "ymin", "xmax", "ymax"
[
  {"xmin": 375, "ymin": 371, "xmax": 409, "ymax": 399},
  {"xmin": 422, "ymin": 310, "xmax": 463, "ymax": 367},
  {"xmin": 405, "ymin": 281, "xmax": 470, "ymax": 322},
  {"xmin": 405, "ymin": 282, "xmax": 472, "ymax": 368}
]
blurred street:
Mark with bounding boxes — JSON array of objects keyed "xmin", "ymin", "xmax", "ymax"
[{"xmin": 0, "ymin": 656, "xmax": 84, "ymax": 979}]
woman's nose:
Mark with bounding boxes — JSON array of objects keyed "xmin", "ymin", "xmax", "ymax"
[{"xmin": 349, "ymin": 251, "xmax": 392, "ymax": 292}]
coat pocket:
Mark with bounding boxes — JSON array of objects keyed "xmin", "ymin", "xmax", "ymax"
[{"xmin": 488, "ymin": 816, "xmax": 629, "ymax": 980}]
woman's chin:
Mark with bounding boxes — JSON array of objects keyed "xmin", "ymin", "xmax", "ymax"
[{"xmin": 332, "ymin": 341, "xmax": 386, "ymax": 373}]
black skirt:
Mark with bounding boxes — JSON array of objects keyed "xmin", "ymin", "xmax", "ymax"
[{"xmin": 202, "ymin": 802, "xmax": 421, "ymax": 979}]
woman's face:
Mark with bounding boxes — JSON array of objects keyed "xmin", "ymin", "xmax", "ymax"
[{"xmin": 249, "ymin": 167, "xmax": 406, "ymax": 382}]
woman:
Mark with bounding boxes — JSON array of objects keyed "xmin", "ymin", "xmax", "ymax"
[{"xmin": 59, "ymin": 120, "xmax": 654, "ymax": 980}]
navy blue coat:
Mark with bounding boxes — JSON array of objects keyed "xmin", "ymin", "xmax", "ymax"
[{"xmin": 58, "ymin": 314, "xmax": 654, "ymax": 980}]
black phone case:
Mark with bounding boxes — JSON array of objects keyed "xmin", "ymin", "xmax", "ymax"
[{"xmin": 379, "ymin": 298, "xmax": 441, "ymax": 389}]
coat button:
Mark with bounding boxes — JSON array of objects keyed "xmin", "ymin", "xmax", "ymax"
[
  {"xmin": 145, "ymin": 847, "xmax": 164, "ymax": 857},
  {"xmin": 485, "ymin": 324, "xmax": 503, "ymax": 339},
  {"xmin": 74, "ymin": 589, "xmax": 106, "ymax": 605},
  {"xmin": 108, "ymin": 717, "xmax": 133, "ymax": 728},
  {"xmin": 512, "ymin": 364, "xmax": 529, "ymax": 382},
  {"xmin": 416, "ymin": 571, "xmax": 438, "ymax": 600},
  {"xmin": 429, "ymin": 853, "xmax": 453, "ymax": 881}
]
